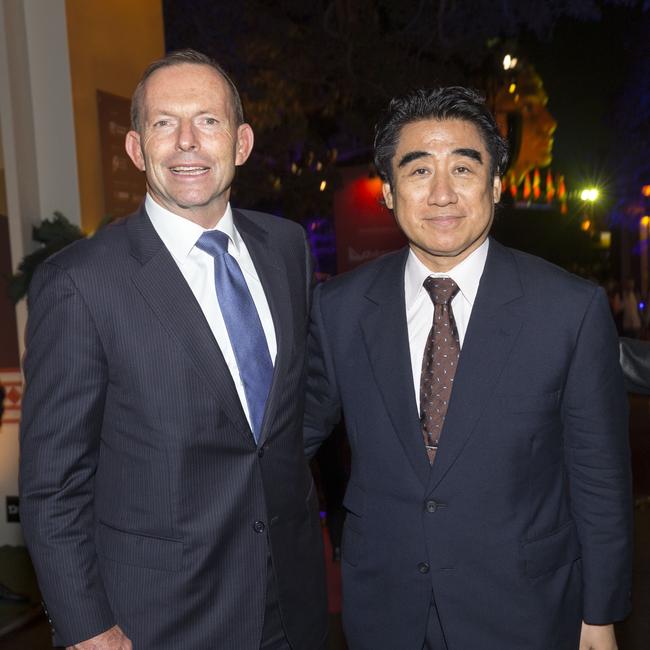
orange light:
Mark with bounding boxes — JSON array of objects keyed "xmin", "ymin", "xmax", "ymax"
[
  {"xmin": 546, "ymin": 169, "xmax": 555, "ymax": 202},
  {"xmin": 522, "ymin": 173, "xmax": 531, "ymax": 200},
  {"xmin": 581, "ymin": 219, "xmax": 591, "ymax": 232},
  {"xmin": 641, "ymin": 185, "xmax": 650, "ymax": 197}
]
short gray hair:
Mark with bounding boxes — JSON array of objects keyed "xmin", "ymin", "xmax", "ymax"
[{"xmin": 130, "ymin": 49, "xmax": 244, "ymax": 132}]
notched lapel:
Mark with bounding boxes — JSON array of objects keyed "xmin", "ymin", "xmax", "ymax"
[
  {"xmin": 360, "ymin": 250, "xmax": 431, "ymax": 487},
  {"xmin": 429, "ymin": 241, "xmax": 524, "ymax": 491},
  {"xmin": 234, "ymin": 210, "xmax": 294, "ymax": 445},
  {"xmin": 127, "ymin": 210, "xmax": 252, "ymax": 441}
]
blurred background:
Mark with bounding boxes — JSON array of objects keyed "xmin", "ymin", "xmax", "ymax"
[{"xmin": 0, "ymin": 1, "xmax": 649, "ymax": 647}]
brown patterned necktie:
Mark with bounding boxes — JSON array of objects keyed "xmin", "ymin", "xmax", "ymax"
[{"xmin": 420, "ymin": 277, "xmax": 460, "ymax": 464}]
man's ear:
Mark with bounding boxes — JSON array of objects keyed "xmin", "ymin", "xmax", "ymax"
[
  {"xmin": 235, "ymin": 123, "xmax": 254, "ymax": 166},
  {"xmin": 125, "ymin": 131, "xmax": 145, "ymax": 171},
  {"xmin": 382, "ymin": 181, "xmax": 394, "ymax": 210},
  {"xmin": 492, "ymin": 175, "xmax": 502, "ymax": 203}
]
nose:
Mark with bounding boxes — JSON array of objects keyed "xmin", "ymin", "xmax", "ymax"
[
  {"xmin": 428, "ymin": 173, "xmax": 458, "ymax": 206},
  {"xmin": 176, "ymin": 119, "xmax": 198, "ymax": 151}
]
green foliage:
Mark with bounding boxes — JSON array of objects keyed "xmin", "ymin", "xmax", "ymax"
[{"xmin": 7, "ymin": 212, "xmax": 84, "ymax": 304}]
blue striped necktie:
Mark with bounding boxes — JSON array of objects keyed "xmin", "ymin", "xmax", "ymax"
[{"xmin": 196, "ymin": 230, "xmax": 273, "ymax": 442}]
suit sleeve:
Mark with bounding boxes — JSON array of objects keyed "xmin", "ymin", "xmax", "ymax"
[
  {"xmin": 303, "ymin": 283, "xmax": 342, "ymax": 459},
  {"xmin": 562, "ymin": 287, "xmax": 633, "ymax": 623},
  {"xmin": 19, "ymin": 261, "xmax": 116, "ymax": 645}
]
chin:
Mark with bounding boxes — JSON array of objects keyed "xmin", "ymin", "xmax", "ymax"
[{"xmin": 173, "ymin": 194, "xmax": 215, "ymax": 209}]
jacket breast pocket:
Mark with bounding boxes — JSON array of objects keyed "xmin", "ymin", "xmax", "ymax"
[
  {"xmin": 521, "ymin": 520, "xmax": 581, "ymax": 579},
  {"xmin": 497, "ymin": 391, "xmax": 560, "ymax": 414},
  {"xmin": 96, "ymin": 521, "xmax": 184, "ymax": 572}
]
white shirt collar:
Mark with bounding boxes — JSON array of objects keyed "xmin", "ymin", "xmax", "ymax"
[
  {"xmin": 145, "ymin": 194, "xmax": 241, "ymax": 261},
  {"xmin": 404, "ymin": 237, "xmax": 490, "ymax": 308}
]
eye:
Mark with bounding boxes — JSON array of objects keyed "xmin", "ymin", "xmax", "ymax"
[
  {"xmin": 412, "ymin": 167, "xmax": 429, "ymax": 176},
  {"xmin": 203, "ymin": 117, "xmax": 219, "ymax": 126},
  {"xmin": 153, "ymin": 119, "xmax": 171, "ymax": 128},
  {"xmin": 455, "ymin": 165, "xmax": 472, "ymax": 174}
]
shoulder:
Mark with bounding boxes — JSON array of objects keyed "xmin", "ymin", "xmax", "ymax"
[
  {"xmin": 234, "ymin": 208, "xmax": 305, "ymax": 242},
  {"xmin": 491, "ymin": 242, "xmax": 605, "ymax": 327},
  {"xmin": 29, "ymin": 216, "xmax": 137, "ymax": 306},
  {"xmin": 496, "ymin": 241, "xmax": 599, "ymax": 297},
  {"xmin": 321, "ymin": 249, "xmax": 406, "ymax": 293},
  {"xmin": 44, "ymin": 216, "xmax": 131, "ymax": 272}
]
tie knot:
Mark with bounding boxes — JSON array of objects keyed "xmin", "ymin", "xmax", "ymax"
[
  {"xmin": 195, "ymin": 230, "xmax": 229, "ymax": 257},
  {"xmin": 423, "ymin": 277, "xmax": 459, "ymax": 306}
]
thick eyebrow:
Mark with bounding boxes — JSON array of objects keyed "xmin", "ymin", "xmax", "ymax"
[
  {"xmin": 397, "ymin": 147, "xmax": 484, "ymax": 168},
  {"xmin": 453, "ymin": 148, "xmax": 483, "ymax": 164},
  {"xmin": 397, "ymin": 151, "xmax": 430, "ymax": 168}
]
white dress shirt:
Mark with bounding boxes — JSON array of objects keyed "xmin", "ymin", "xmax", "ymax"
[
  {"xmin": 146, "ymin": 194, "xmax": 277, "ymax": 428},
  {"xmin": 405, "ymin": 238, "xmax": 489, "ymax": 413}
]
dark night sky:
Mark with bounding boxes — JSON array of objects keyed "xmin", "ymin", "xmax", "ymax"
[
  {"xmin": 526, "ymin": 3, "xmax": 645, "ymax": 197},
  {"xmin": 163, "ymin": 1, "xmax": 649, "ymax": 202}
]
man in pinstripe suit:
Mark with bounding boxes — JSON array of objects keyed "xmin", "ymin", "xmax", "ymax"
[{"xmin": 20, "ymin": 50, "xmax": 327, "ymax": 650}]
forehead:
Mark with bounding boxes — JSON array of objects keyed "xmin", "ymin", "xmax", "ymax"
[
  {"xmin": 394, "ymin": 118, "xmax": 488, "ymax": 157},
  {"xmin": 142, "ymin": 63, "xmax": 232, "ymax": 114}
]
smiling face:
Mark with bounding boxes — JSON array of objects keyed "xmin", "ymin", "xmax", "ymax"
[
  {"xmin": 382, "ymin": 118, "xmax": 501, "ymax": 273},
  {"xmin": 125, "ymin": 63, "xmax": 253, "ymax": 228}
]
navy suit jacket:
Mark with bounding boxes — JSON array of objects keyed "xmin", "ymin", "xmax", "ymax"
[
  {"xmin": 304, "ymin": 240, "xmax": 632, "ymax": 650},
  {"xmin": 20, "ymin": 206, "xmax": 328, "ymax": 649}
]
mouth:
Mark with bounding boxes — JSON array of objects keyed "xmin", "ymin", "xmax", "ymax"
[
  {"xmin": 169, "ymin": 165, "xmax": 210, "ymax": 176},
  {"xmin": 426, "ymin": 215, "xmax": 464, "ymax": 226}
]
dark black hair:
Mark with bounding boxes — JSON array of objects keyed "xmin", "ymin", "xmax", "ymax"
[
  {"xmin": 374, "ymin": 87, "xmax": 509, "ymax": 188},
  {"xmin": 130, "ymin": 49, "xmax": 244, "ymax": 132}
]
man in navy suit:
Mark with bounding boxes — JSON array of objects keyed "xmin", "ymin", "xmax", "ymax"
[
  {"xmin": 20, "ymin": 49, "xmax": 327, "ymax": 649},
  {"xmin": 304, "ymin": 87, "xmax": 632, "ymax": 649}
]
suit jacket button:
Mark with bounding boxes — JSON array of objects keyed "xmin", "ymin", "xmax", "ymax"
[
  {"xmin": 418, "ymin": 562, "xmax": 430, "ymax": 574},
  {"xmin": 426, "ymin": 500, "xmax": 438, "ymax": 513},
  {"xmin": 253, "ymin": 520, "xmax": 266, "ymax": 533}
]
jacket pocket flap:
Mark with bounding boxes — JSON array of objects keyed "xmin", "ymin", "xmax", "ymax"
[
  {"xmin": 522, "ymin": 520, "xmax": 581, "ymax": 578},
  {"xmin": 96, "ymin": 521, "xmax": 184, "ymax": 572}
]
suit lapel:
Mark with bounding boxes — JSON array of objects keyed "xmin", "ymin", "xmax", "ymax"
[
  {"xmin": 234, "ymin": 209, "xmax": 294, "ymax": 445},
  {"xmin": 428, "ymin": 240, "xmax": 524, "ymax": 492},
  {"xmin": 127, "ymin": 208, "xmax": 251, "ymax": 440},
  {"xmin": 360, "ymin": 249, "xmax": 432, "ymax": 487}
]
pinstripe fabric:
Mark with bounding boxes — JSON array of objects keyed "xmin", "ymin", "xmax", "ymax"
[{"xmin": 20, "ymin": 206, "xmax": 328, "ymax": 649}]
